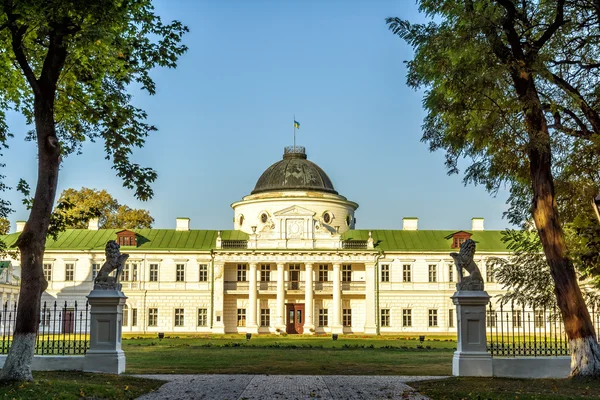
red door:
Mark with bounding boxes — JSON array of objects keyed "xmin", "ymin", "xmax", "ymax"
[
  {"xmin": 62, "ymin": 310, "xmax": 74, "ymax": 333},
  {"xmin": 286, "ymin": 303, "xmax": 305, "ymax": 334}
]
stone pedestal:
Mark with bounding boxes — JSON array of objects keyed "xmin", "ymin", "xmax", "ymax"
[
  {"xmin": 452, "ymin": 291, "xmax": 493, "ymax": 377},
  {"xmin": 83, "ymin": 289, "xmax": 127, "ymax": 374}
]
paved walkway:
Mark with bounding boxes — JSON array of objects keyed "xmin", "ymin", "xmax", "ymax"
[{"xmin": 135, "ymin": 374, "xmax": 447, "ymax": 400}]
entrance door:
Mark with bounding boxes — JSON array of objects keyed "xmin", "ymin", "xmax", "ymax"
[
  {"xmin": 62, "ymin": 309, "xmax": 74, "ymax": 334},
  {"xmin": 285, "ymin": 303, "xmax": 305, "ymax": 334}
]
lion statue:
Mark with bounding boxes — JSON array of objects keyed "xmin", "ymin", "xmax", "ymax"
[
  {"xmin": 450, "ymin": 239, "xmax": 484, "ymax": 291},
  {"xmin": 94, "ymin": 240, "xmax": 129, "ymax": 290}
]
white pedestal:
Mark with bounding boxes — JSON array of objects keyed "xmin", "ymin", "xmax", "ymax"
[
  {"xmin": 451, "ymin": 291, "xmax": 493, "ymax": 377},
  {"xmin": 83, "ymin": 289, "xmax": 127, "ymax": 374}
]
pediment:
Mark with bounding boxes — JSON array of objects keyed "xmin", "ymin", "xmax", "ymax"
[{"xmin": 273, "ymin": 205, "xmax": 316, "ymax": 217}]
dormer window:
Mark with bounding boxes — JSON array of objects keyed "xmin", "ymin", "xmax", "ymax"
[
  {"xmin": 116, "ymin": 230, "xmax": 137, "ymax": 247},
  {"xmin": 446, "ymin": 231, "xmax": 472, "ymax": 249}
]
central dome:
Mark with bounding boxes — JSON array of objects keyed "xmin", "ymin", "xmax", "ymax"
[{"xmin": 252, "ymin": 146, "xmax": 338, "ymax": 195}]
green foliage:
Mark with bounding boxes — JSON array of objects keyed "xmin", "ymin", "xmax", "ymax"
[
  {"xmin": 489, "ymin": 229, "xmax": 600, "ymax": 308},
  {"xmin": 0, "ymin": 217, "xmax": 8, "ymax": 235},
  {"xmin": 0, "ymin": 0, "xmax": 188, "ymax": 200},
  {"xmin": 55, "ymin": 187, "xmax": 154, "ymax": 229}
]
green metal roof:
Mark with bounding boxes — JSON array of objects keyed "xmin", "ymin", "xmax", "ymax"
[
  {"xmin": 342, "ymin": 230, "xmax": 508, "ymax": 252},
  {"xmin": 0, "ymin": 229, "xmax": 248, "ymax": 251},
  {"xmin": 0, "ymin": 229, "xmax": 509, "ymax": 253}
]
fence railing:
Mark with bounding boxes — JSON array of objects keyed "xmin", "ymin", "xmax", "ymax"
[
  {"xmin": 342, "ymin": 240, "xmax": 368, "ymax": 249},
  {"xmin": 222, "ymin": 240, "xmax": 248, "ymax": 249},
  {"xmin": 486, "ymin": 303, "xmax": 600, "ymax": 357},
  {"xmin": 0, "ymin": 301, "xmax": 90, "ymax": 355}
]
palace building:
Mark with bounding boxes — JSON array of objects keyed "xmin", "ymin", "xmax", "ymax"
[{"xmin": 1, "ymin": 146, "xmax": 509, "ymax": 335}]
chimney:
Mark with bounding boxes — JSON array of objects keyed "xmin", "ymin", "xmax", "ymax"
[
  {"xmin": 88, "ymin": 218, "xmax": 99, "ymax": 230},
  {"xmin": 471, "ymin": 217, "xmax": 484, "ymax": 231},
  {"xmin": 402, "ymin": 217, "xmax": 418, "ymax": 231},
  {"xmin": 16, "ymin": 221, "xmax": 26, "ymax": 233},
  {"xmin": 176, "ymin": 217, "xmax": 190, "ymax": 231}
]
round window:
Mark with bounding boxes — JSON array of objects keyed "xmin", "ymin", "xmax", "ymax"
[
  {"xmin": 260, "ymin": 213, "xmax": 268, "ymax": 223},
  {"xmin": 323, "ymin": 212, "xmax": 331, "ymax": 224}
]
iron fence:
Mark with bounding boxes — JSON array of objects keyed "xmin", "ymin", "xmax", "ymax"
[
  {"xmin": 0, "ymin": 301, "xmax": 90, "ymax": 355},
  {"xmin": 486, "ymin": 303, "xmax": 600, "ymax": 357}
]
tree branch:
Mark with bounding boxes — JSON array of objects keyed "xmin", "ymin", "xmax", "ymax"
[
  {"xmin": 548, "ymin": 72, "xmax": 600, "ymax": 135},
  {"xmin": 3, "ymin": 4, "xmax": 40, "ymax": 96},
  {"xmin": 533, "ymin": 0, "xmax": 566, "ymax": 50}
]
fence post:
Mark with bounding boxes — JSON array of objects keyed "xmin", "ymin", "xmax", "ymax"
[
  {"xmin": 452, "ymin": 290, "xmax": 493, "ymax": 376},
  {"xmin": 83, "ymin": 288, "xmax": 127, "ymax": 374}
]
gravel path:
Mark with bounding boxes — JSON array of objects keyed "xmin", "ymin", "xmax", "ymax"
[{"xmin": 135, "ymin": 374, "xmax": 448, "ymax": 399}]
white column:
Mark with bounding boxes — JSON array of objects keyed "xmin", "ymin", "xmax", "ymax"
[
  {"xmin": 275, "ymin": 263, "xmax": 286, "ymax": 332},
  {"xmin": 331, "ymin": 263, "xmax": 343, "ymax": 334},
  {"xmin": 212, "ymin": 262, "xmax": 225, "ymax": 334},
  {"xmin": 304, "ymin": 263, "xmax": 315, "ymax": 333},
  {"xmin": 364, "ymin": 262, "xmax": 377, "ymax": 334},
  {"xmin": 247, "ymin": 263, "xmax": 258, "ymax": 333}
]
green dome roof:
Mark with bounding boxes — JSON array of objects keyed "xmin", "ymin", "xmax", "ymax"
[{"xmin": 252, "ymin": 147, "xmax": 338, "ymax": 195}]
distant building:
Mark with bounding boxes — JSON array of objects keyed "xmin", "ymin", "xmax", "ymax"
[{"xmin": 1, "ymin": 146, "xmax": 509, "ymax": 334}]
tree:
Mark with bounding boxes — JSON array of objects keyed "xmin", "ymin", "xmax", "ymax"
[
  {"xmin": 0, "ymin": 0, "xmax": 187, "ymax": 381},
  {"xmin": 388, "ymin": 0, "xmax": 600, "ymax": 376},
  {"xmin": 0, "ymin": 217, "xmax": 9, "ymax": 235},
  {"xmin": 56, "ymin": 187, "xmax": 154, "ymax": 229}
]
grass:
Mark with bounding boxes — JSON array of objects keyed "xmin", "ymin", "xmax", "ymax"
[
  {"xmin": 411, "ymin": 377, "xmax": 600, "ymax": 399},
  {"xmin": 0, "ymin": 371, "xmax": 163, "ymax": 400},
  {"xmin": 123, "ymin": 334, "xmax": 455, "ymax": 375}
]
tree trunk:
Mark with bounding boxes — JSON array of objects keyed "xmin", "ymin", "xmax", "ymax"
[
  {"xmin": 519, "ymin": 73, "xmax": 600, "ymax": 377},
  {"xmin": 0, "ymin": 96, "xmax": 60, "ymax": 381}
]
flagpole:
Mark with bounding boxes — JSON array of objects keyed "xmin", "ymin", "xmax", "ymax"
[{"xmin": 293, "ymin": 114, "xmax": 296, "ymax": 151}]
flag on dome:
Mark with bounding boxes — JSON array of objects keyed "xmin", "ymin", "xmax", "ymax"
[{"xmin": 294, "ymin": 120, "xmax": 300, "ymax": 129}]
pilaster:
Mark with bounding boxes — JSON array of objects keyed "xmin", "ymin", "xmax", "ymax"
[
  {"xmin": 304, "ymin": 263, "xmax": 315, "ymax": 333},
  {"xmin": 247, "ymin": 263, "xmax": 259, "ymax": 333},
  {"xmin": 331, "ymin": 263, "xmax": 343, "ymax": 334},
  {"xmin": 364, "ymin": 262, "xmax": 377, "ymax": 334},
  {"xmin": 212, "ymin": 262, "xmax": 225, "ymax": 334},
  {"xmin": 275, "ymin": 263, "xmax": 286, "ymax": 332}
]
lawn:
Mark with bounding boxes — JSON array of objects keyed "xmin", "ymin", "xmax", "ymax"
[
  {"xmin": 411, "ymin": 377, "xmax": 600, "ymax": 399},
  {"xmin": 123, "ymin": 334, "xmax": 456, "ymax": 375},
  {"xmin": 0, "ymin": 371, "xmax": 163, "ymax": 400}
]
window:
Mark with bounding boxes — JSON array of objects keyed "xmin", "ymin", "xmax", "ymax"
[
  {"xmin": 123, "ymin": 305, "xmax": 128, "ymax": 326},
  {"xmin": 197, "ymin": 308, "xmax": 208, "ymax": 326},
  {"xmin": 402, "ymin": 265, "xmax": 411, "ymax": 282},
  {"xmin": 402, "ymin": 309, "xmax": 412, "ymax": 327},
  {"xmin": 260, "ymin": 264, "xmax": 270, "ymax": 281},
  {"xmin": 148, "ymin": 308, "xmax": 158, "ymax": 327},
  {"xmin": 428, "ymin": 309, "xmax": 438, "ymax": 327},
  {"xmin": 43, "ymin": 264, "xmax": 52, "ymax": 282},
  {"xmin": 487, "ymin": 310, "xmax": 496, "ymax": 328},
  {"xmin": 381, "ymin": 265, "xmax": 390, "ymax": 282},
  {"xmin": 380, "ymin": 309, "xmax": 390, "ymax": 327},
  {"xmin": 428, "ymin": 265, "xmax": 437, "ymax": 283},
  {"xmin": 448, "ymin": 309, "xmax": 454, "ymax": 328},
  {"xmin": 174, "ymin": 308, "xmax": 185, "ymax": 327},
  {"xmin": 176, "ymin": 264, "xmax": 185, "ymax": 282},
  {"xmin": 343, "ymin": 309, "xmax": 352, "ymax": 327},
  {"xmin": 237, "ymin": 308, "xmax": 246, "ymax": 327},
  {"xmin": 260, "ymin": 309, "xmax": 270, "ymax": 327},
  {"xmin": 122, "ymin": 264, "xmax": 130, "ymax": 281},
  {"xmin": 448, "ymin": 265, "xmax": 454, "ymax": 283},
  {"xmin": 41, "ymin": 309, "xmax": 51, "ymax": 326},
  {"xmin": 318, "ymin": 309, "xmax": 328, "ymax": 327},
  {"xmin": 198, "ymin": 264, "xmax": 208, "ymax": 281},
  {"xmin": 237, "ymin": 264, "xmax": 247, "ymax": 282},
  {"xmin": 486, "ymin": 263, "xmax": 495, "ymax": 283},
  {"xmin": 512, "ymin": 310, "xmax": 522, "ymax": 328},
  {"xmin": 318, "ymin": 265, "xmax": 328, "ymax": 282},
  {"xmin": 342, "ymin": 265, "xmax": 352, "ymax": 282},
  {"xmin": 132, "ymin": 308, "xmax": 138, "ymax": 327},
  {"xmin": 65, "ymin": 264, "xmax": 74, "ymax": 282},
  {"xmin": 535, "ymin": 311, "xmax": 545, "ymax": 328},
  {"xmin": 149, "ymin": 264, "xmax": 159, "ymax": 282},
  {"xmin": 91, "ymin": 263, "xmax": 100, "ymax": 281},
  {"xmin": 131, "ymin": 264, "xmax": 138, "ymax": 281}
]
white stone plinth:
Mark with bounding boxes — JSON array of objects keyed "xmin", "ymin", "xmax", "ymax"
[
  {"xmin": 83, "ymin": 289, "xmax": 127, "ymax": 374},
  {"xmin": 451, "ymin": 290, "xmax": 492, "ymax": 377}
]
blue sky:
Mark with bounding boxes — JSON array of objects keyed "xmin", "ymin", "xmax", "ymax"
[{"xmin": 2, "ymin": 0, "xmax": 512, "ymax": 231}]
